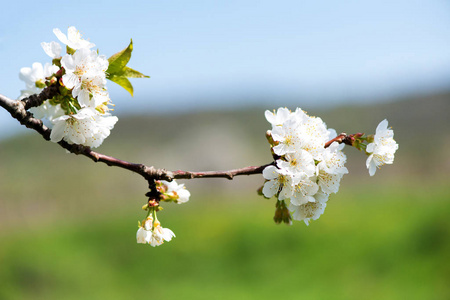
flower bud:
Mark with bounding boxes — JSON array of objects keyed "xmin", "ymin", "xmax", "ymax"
[
  {"xmin": 148, "ymin": 199, "xmax": 159, "ymax": 207},
  {"xmin": 49, "ymin": 76, "xmax": 58, "ymax": 86},
  {"xmin": 266, "ymin": 130, "xmax": 274, "ymax": 145},
  {"xmin": 56, "ymin": 68, "xmax": 64, "ymax": 77},
  {"xmin": 35, "ymin": 79, "xmax": 46, "ymax": 89}
]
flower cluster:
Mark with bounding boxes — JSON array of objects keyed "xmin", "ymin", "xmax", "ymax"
[
  {"xmin": 262, "ymin": 108, "xmax": 399, "ymax": 226},
  {"xmin": 366, "ymin": 119, "xmax": 399, "ymax": 176},
  {"xmin": 136, "ymin": 215, "xmax": 176, "ymax": 247},
  {"xmin": 263, "ymin": 108, "xmax": 348, "ymax": 225},
  {"xmin": 18, "ymin": 26, "xmax": 117, "ymax": 148},
  {"xmin": 137, "ymin": 180, "xmax": 190, "ymax": 246}
]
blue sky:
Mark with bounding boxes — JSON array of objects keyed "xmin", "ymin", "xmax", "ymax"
[{"xmin": 1, "ymin": 0, "xmax": 450, "ymax": 136}]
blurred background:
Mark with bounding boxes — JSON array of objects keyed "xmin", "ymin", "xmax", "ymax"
[{"xmin": 1, "ymin": 1, "xmax": 450, "ymax": 299}]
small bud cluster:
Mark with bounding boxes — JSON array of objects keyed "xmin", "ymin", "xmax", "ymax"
[
  {"xmin": 18, "ymin": 26, "xmax": 117, "ymax": 148},
  {"xmin": 137, "ymin": 180, "xmax": 190, "ymax": 247}
]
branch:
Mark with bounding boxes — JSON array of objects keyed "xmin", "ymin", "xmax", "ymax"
[
  {"xmin": 0, "ymin": 91, "xmax": 274, "ymax": 184},
  {"xmin": 171, "ymin": 163, "xmax": 274, "ymax": 180},
  {"xmin": 325, "ymin": 133, "xmax": 348, "ymax": 148},
  {"xmin": 21, "ymin": 84, "xmax": 60, "ymax": 110},
  {"xmin": 0, "ymin": 90, "xmax": 353, "ymax": 185}
]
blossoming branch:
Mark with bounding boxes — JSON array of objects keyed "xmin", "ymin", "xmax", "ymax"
[{"xmin": 0, "ymin": 26, "xmax": 398, "ymax": 247}]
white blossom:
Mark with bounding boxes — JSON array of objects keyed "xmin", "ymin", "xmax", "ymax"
[
  {"xmin": 136, "ymin": 227, "xmax": 149, "ymax": 244},
  {"xmin": 290, "ymin": 174, "xmax": 319, "ymax": 206},
  {"xmin": 160, "ymin": 180, "xmax": 191, "ymax": 204},
  {"xmin": 262, "ymin": 165, "xmax": 296, "ymax": 200},
  {"xmin": 276, "ymin": 149, "xmax": 316, "ymax": 177},
  {"xmin": 265, "ymin": 107, "xmax": 292, "ymax": 127},
  {"xmin": 315, "ymin": 142, "xmax": 348, "ymax": 194},
  {"xmin": 53, "ymin": 26, "xmax": 95, "ymax": 50},
  {"xmin": 297, "ymin": 115, "xmax": 330, "ymax": 159},
  {"xmin": 137, "ymin": 217, "xmax": 175, "ymax": 246},
  {"xmin": 366, "ymin": 119, "xmax": 398, "ymax": 176},
  {"xmin": 18, "ymin": 62, "xmax": 59, "ymax": 100},
  {"xmin": 85, "ymin": 113, "xmax": 119, "ymax": 148},
  {"xmin": 317, "ymin": 142, "xmax": 348, "ymax": 175},
  {"xmin": 289, "ymin": 190, "xmax": 329, "ymax": 225},
  {"xmin": 61, "ymin": 48, "xmax": 109, "ymax": 108},
  {"xmin": 50, "ymin": 107, "xmax": 118, "ymax": 148},
  {"xmin": 271, "ymin": 118, "xmax": 301, "ymax": 155},
  {"xmin": 316, "ymin": 170, "xmax": 343, "ymax": 194},
  {"xmin": 19, "ymin": 62, "xmax": 59, "ymax": 90},
  {"xmin": 148, "ymin": 221, "xmax": 176, "ymax": 247}
]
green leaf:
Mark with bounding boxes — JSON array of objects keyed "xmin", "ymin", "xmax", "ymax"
[
  {"xmin": 107, "ymin": 39, "xmax": 133, "ymax": 76},
  {"xmin": 106, "ymin": 39, "xmax": 150, "ymax": 95},
  {"xmin": 108, "ymin": 75, "xmax": 134, "ymax": 96},
  {"xmin": 117, "ymin": 66, "xmax": 150, "ymax": 78}
]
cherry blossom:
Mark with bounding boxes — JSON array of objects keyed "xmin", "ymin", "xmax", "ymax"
[
  {"xmin": 366, "ymin": 119, "xmax": 399, "ymax": 176},
  {"xmin": 53, "ymin": 26, "xmax": 95, "ymax": 50}
]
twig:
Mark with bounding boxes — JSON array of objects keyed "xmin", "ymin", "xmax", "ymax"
[
  {"xmin": 21, "ymin": 84, "xmax": 60, "ymax": 110},
  {"xmin": 325, "ymin": 133, "xmax": 349, "ymax": 148}
]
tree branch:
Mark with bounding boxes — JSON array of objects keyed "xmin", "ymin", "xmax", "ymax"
[
  {"xmin": 0, "ymin": 90, "xmax": 353, "ymax": 186},
  {"xmin": 0, "ymin": 91, "xmax": 275, "ymax": 184},
  {"xmin": 325, "ymin": 133, "xmax": 348, "ymax": 148},
  {"xmin": 21, "ymin": 84, "xmax": 61, "ymax": 110},
  {"xmin": 171, "ymin": 163, "xmax": 274, "ymax": 180}
]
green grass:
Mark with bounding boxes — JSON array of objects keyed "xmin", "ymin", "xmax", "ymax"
[{"xmin": 1, "ymin": 183, "xmax": 449, "ymax": 300}]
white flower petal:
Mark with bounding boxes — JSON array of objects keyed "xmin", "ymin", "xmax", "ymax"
[
  {"xmin": 262, "ymin": 165, "xmax": 279, "ymax": 180},
  {"xmin": 41, "ymin": 41, "xmax": 62, "ymax": 58},
  {"xmin": 262, "ymin": 180, "xmax": 279, "ymax": 198}
]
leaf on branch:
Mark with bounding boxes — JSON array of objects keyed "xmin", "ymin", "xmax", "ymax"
[
  {"xmin": 119, "ymin": 66, "xmax": 149, "ymax": 78},
  {"xmin": 108, "ymin": 75, "xmax": 133, "ymax": 96},
  {"xmin": 106, "ymin": 39, "xmax": 150, "ymax": 96},
  {"xmin": 107, "ymin": 40, "xmax": 133, "ymax": 75}
]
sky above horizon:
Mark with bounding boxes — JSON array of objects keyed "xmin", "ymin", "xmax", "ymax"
[{"xmin": 1, "ymin": 0, "xmax": 450, "ymax": 137}]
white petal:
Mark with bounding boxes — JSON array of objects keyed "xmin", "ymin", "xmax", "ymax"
[
  {"xmin": 376, "ymin": 119, "xmax": 389, "ymax": 134},
  {"xmin": 50, "ymin": 121, "xmax": 66, "ymax": 143},
  {"xmin": 368, "ymin": 160, "xmax": 377, "ymax": 176},
  {"xmin": 262, "ymin": 165, "xmax": 279, "ymax": 180},
  {"xmin": 61, "ymin": 55, "xmax": 76, "ymax": 72},
  {"xmin": 136, "ymin": 228, "xmax": 149, "ymax": 244},
  {"xmin": 62, "ymin": 73, "xmax": 78, "ymax": 89},
  {"xmin": 41, "ymin": 41, "xmax": 62, "ymax": 58},
  {"xmin": 53, "ymin": 28, "xmax": 69, "ymax": 45},
  {"xmin": 162, "ymin": 228, "xmax": 176, "ymax": 241},
  {"xmin": 265, "ymin": 110, "xmax": 277, "ymax": 125},
  {"xmin": 262, "ymin": 180, "xmax": 279, "ymax": 198}
]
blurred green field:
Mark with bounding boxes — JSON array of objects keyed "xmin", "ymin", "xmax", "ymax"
[
  {"xmin": 1, "ymin": 95, "xmax": 450, "ymax": 299},
  {"xmin": 1, "ymin": 182, "xmax": 449, "ymax": 300}
]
